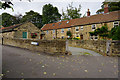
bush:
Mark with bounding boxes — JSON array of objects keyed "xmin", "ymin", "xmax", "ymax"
[
  {"xmin": 109, "ymin": 26, "xmax": 120, "ymax": 40},
  {"xmin": 72, "ymin": 37, "xmax": 80, "ymax": 40}
]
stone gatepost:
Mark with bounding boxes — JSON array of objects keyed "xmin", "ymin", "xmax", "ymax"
[{"xmin": 106, "ymin": 40, "xmax": 111, "ymax": 56}]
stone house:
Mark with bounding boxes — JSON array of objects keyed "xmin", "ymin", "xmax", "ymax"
[
  {"xmin": 41, "ymin": 9, "xmax": 120, "ymax": 40},
  {"xmin": 0, "ymin": 22, "xmax": 41, "ymax": 39}
]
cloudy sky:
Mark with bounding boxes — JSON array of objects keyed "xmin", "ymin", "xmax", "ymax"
[{"xmin": 0, "ymin": 0, "xmax": 105, "ymax": 16}]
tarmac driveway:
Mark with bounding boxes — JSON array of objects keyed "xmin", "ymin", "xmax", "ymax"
[
  {"xmin": 68, "ymin": 47, "xmax": 102, "ymax": 56},
  {"xmin": 2, "ymin": 45, "xmax": 119, "ymax": 78}
]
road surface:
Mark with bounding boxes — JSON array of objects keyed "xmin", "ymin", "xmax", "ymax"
[
  {"xmin": 68, "ymin": 47, "xmax": 102, "ymax": 56},
  {"xmin": 2, "ymin": 45, "xmax": 119, "ymax": 78}
]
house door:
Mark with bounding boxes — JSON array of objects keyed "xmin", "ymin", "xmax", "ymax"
[
  {"xmin": 22, "ymin": 32, "xmax": 27, "ymax": 39},
  {"xmin": 40, "ymin": 35, "xmax": 43, "ymax": 39},
  {"xmin": 80, "ymin": 35, "xmax": 83, "ymax": 40}
]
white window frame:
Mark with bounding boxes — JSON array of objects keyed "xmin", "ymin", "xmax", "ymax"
[
  {"xmin": 94, "ymin": 36, "xmax": 98, "ymax": 40},
  {"xmin": 81, "ymin": 26, "xmax": 83, "ymax": 30},
  {"xmin": 68, "ymin": 28, "xmax": 71, "ymax": 31},
  {"xmin": 53, "ymin": 29, "xmax": 55, "ymax": 34},
  {"xmin": 92, "ymin": 24, "xmax": 96, "ymax": 31},
  {"xmin": 61, "ymin": 29, "xmax": 64, "ymax": 33},
  {"xmin": 47, "ymin": 30, "xmax": 49, "ymax": 34},
  {"xmin": 75, "ymin": 27, "xmax": 79, "ymax": 32},
  {"xmin": 67, "ymin": 21, "xmax": 69, "ymax": 24},
  {"xmin": 90, "ymin": 36, "xmax": 93, "ymax": 40},
  {"xmin": 76, "ymin": 35, "xmax": 80, "ymax": 38},
  {"xmin": 113, "ymin": 21, "xmax": 119, "ymax": 27}
]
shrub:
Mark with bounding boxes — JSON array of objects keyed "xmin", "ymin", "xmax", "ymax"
[
  {"xmin": 109, "ymin": 26, "xmax": 120, "ymax": 40},
  {"xmin": 31, "ymin": 33, "xmax": 37, "ymax": 38}
]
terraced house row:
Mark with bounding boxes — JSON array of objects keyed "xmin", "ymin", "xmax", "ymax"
[{"xmin": 41, "ymin": 9, "xmax": 120, "ymax": 40}]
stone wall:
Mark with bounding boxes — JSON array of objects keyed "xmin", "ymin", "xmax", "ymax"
[
  {"xmin": 43, "ymin": 21, "xmax": 120, "ymax": 40},
  {"xmin": 1, "ymin": 22, "xmax": 41, "ymax": 40},
  {"xmin": 68, "ymin": 40, "xmax": 120, "ymax": 56},
  {"xmin": 0, "ymin": 37, "xmax": 66, "ymax": 55},
  {"xmin": 110, "ymin": 41, "xmax": 120, "ymax": 56}
]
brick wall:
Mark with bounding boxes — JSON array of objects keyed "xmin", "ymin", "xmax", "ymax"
[
  {"xmin": 0, "ymin": 37, "xmax": 66, "ymax": 55},
  {"xmin": 68, "ymin": 40, "xmax": 120, "ymax": 56}
]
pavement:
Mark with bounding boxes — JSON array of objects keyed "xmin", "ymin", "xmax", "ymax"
[
  {"xmin": 1, "ymin": 45, "xmax": 119, "ymax": 78},
  {"xmin": 68, "ymin": 47, "xmax": 102, "ymax": 56}
]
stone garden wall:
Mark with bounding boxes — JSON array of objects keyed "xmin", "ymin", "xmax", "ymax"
[
  {"xmin": 0, "ymin": 37, "xmax": 66, "ymax": 55},
  {"xmin": 68, "ymin": 40, "xmax": 120, "ymax": 56}
]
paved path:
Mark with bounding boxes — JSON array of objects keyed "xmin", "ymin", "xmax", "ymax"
[
  {"xmin": 68, "ymin": 47, "xmax": 102, "ymax": 56},
  {"xmin": 2, "ymin": 45, "xmax": 119, "ymax": 78}
]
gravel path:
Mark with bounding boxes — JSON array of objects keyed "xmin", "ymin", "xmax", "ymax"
[{"xmin": 68, "ymin": 47, "xmax": 102, "ymax": 56}]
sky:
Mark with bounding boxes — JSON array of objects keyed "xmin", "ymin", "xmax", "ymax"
[{"xmin": 0, "ymin": 0, "xmax": 105, "ymax": 16}]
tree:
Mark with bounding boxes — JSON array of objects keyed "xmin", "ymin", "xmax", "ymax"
[
  {"xmin": 109, "ymin": 26, "xmax": 120, "ymax": 40},
  {"xmin": 42, "ymin": 4, "xmax": 61, "ymax": 24},
  {"xmin": 14, "ymin": 13, "xmax": 22, "ymax": 24},
  {"xmin": 89, "ymin": 25, "xmax": 109, "ymax": 39},
  {"xmin": 61, "ymin": 2, "xmax": 81, "ymax": 20},
  {"xmin": 0, "ymin": 0, "xmax": 32, "ymax": 10},
  {"xmin": 21, "ymin": 10, "xmax": 42, "ymax": 29},
  {"xmin": 0, "ymin": 0, "xmax": 14, "ymax": 11},
  {"xmin": 96, "ymin": 1, "xmax": 120, "ymax": 14},
  {"xmin": 1, "ymin": 13, "xmax": 18, "ymax": 27}
]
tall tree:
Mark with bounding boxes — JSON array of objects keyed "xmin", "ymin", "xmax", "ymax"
[
  {"xmin": 2, "ymin": 13, "xmax": 17, "ymax": 27},
  {"xmin": 14, "ymin": 13, "xmax": 22, "ymax": 24},
  {"xmin": 0, "ymin": 0, "xmax": 13, "ymax": 11},
  {"xmin": 21, "ymin": 10, "xmax": 42, "ymax": 29},
  {"xmin": 61, "ymin": 2, "xmax": 81, "ymax": 20},
  {"xmin": 96, "ymin": 1, "xmax": 120, "ymax": 14},
  {"xmin": 0, "ymin": 0, "xmax": 32, "ymax": 10},
  {"xmin": 42, "ymin": 4, "xmax": 61, "ymax": 24}
]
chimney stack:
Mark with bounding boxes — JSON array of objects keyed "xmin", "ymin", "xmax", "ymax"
[
  {"xmin": 104, "ymin": 4, "xmax": 109, "ymax": 13},
  {"xmin": 87, "ymin": 9, "xmax": 90, "ymax": 16}
]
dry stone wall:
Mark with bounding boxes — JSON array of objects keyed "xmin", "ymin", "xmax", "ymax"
[
  {"xmin": 0, "ymin": 37, "xmax": 66, "ymax": 55},
  {"xmin": 68, "ymin": 40, "xmax": 120, "ymax": 56}
]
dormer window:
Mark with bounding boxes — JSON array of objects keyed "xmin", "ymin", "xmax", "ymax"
[
  {"xmin": 52, "ymin": 24, "xmax": 55, "ymax": 26},
  {"xmin": 67, "ymin": 21, "xmax": 69, "ymax": 24},
  {"xmin": 59, "ymin": 23, "xmax": 61, "ymax": 25},
  {"xmin": 113, "ymin": 21, "xmax": 119, "ymax": 27}
]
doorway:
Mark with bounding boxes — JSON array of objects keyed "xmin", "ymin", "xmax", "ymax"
[{"xmin": 80, "ymin": 34, "xmax": 83, "ymax": 40}]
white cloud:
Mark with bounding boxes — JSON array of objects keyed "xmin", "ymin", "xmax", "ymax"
[
  {"xmin": 10, "ymin": 0, "xmax": 104, "ymax": 2},
  {"xmin": 0, "ymin": 1, "xmax": 102, "ymax": 16}
]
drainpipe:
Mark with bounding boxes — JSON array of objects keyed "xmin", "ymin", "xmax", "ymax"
[{"xmin": 56, "ymin": 29, "xmax": 57, "ymax": 39}]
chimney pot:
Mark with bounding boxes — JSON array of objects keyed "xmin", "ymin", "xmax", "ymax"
[{"xmin": 87, "ymin": 9, "xmax": 90, "ymax": 16}]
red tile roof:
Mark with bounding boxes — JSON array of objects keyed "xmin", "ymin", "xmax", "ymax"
[
  {"xmin": 0, "ymin": 24, "xmax": 22, "ymax": 33},
  {"xmin": 41, "ymin": 10, "xmax": 120, "ymax": 31},
  {"xmin": 0, "ymin": 24, "xmax": 21, "ymax": 30}
]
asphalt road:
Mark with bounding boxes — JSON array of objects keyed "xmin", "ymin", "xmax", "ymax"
[{"xmin": 2, "ymin": 45, "xmax": 119, "ymax": 78}]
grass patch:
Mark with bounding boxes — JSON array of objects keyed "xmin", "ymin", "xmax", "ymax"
[{"xmin": 83, "ymin": 52, "xmax": 93, "ymax": 56}]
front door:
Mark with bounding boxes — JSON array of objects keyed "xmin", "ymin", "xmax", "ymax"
[
  {"xmin": 23, "ymin": 32, "xmax": 27, "ymax": 39},
  {"xmin": 80, "ymin": 35, "xmax": 83, "ymax": 40},
  {"xmin": 40, "ymin": 35, "xmax": 43, "ymax": 39}
]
